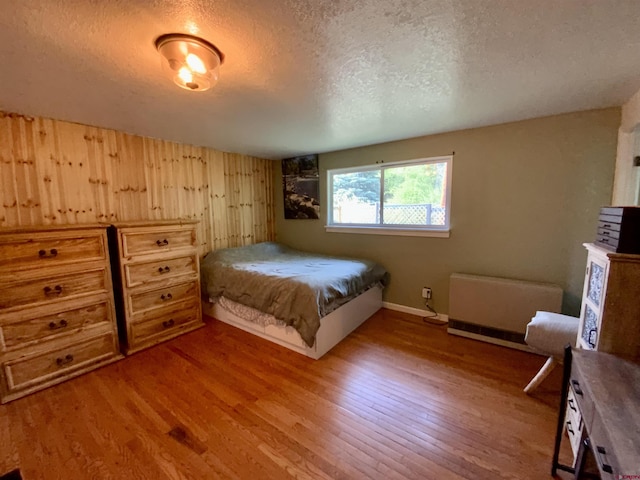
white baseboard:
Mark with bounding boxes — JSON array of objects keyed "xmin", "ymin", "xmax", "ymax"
[{"xmin": 382, "ymin": 301, "xmax": 449, "ymax": 323}]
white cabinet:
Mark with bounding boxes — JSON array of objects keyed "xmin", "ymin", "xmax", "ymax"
[{"xmin": 577, "ymin": 243, "xmax": 640, "ymax": 356}]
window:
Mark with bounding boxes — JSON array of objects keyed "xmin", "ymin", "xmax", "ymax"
[{"xmin": 327, "ymin": 155, "xmax": 452, "ymax": 237}]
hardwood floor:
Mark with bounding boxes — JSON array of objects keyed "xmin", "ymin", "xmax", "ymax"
[{"xmin": 0, "ymin": 309, "xmax": 571, "ymax": 479}]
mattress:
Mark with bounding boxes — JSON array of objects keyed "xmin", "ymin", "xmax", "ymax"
[
  {"xmin": 205, "ymin": 284, "xmax": 384, "ymax": 359},
  {"xmin": 200, "ymin": 242, "xmax": 388, "ymax": 346}
]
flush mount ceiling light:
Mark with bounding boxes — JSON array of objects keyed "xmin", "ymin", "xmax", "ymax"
[{"xmin": 155, "ymin": 33, "xmax": 224, "ymax": 92}]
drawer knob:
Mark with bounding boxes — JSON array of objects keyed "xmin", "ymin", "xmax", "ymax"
[
  {"xmin": 162, "ymin": 319, "xmax": 175, "ymax": 328},
  {"xmin": 602, "ymin": 223, "xmax": 611, "ymax": 228},
  {"xmin": 602, "ymin": 231, "xmax": 610, "ymax": 236},
  {"xmin": 44, "ymin": 285, "xmax": 64, "ymax": 296},
  {"xmin": 48, "ymin": 319, "xmax": 69, "ymax": 330},
  {"xmin": 565, "ymin": 421, "xmax": 574, "ymax": 435},
  {"xmin": 571, "ymin": 379, "xmax": 583, "ymax": 396},
  {"xmin": 38, "ymin": 248, "xmax": 58, "ymax": 258},
  {"xmin": 568, "ymin": 398, "xmax": 577, "ymax": 412},
  {"xmin": 588, "ymin": 328, "xmax": 597, "ymax": 348},
  {"xmin": 161, "ymin": 293, "xmax": 173, "ymax": 301},
  {"xmin": 595, "ymin": 446, "xmax": 613, "ymax": 473},
  {"xmin": 56, "ymin": 354, "xmax": 74, "ymax": 367},
  {"xmin": 156, "ymin": 239, "xmax": 169, "ymax": 246},
  {"xmin": 158, "ymin": 266, "xmax": 171, "ymax": 274}
]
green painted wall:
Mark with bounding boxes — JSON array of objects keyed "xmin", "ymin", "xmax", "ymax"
[{"xmin": 275, "ymin": 108, "xmax": 621, "ymax": 316}]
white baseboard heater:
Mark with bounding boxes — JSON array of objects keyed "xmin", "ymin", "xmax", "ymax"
[{"xmin": 448, "ymin": 273, "xmax": 563, "ymax": 350}]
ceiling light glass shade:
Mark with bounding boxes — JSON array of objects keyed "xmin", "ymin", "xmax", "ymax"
[{"xmin": 155, "ymin": 33, "xmax": 224, "ymax": 92}]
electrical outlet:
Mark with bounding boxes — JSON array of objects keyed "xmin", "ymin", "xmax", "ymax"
[{"xmin": 422, "ymin": 287, "xmax": 432, "ymax": 299}]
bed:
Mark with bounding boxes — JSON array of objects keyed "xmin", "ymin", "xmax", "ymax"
[{"xmin": 200, "ymin": 242, "xmax": 388, "ymax": 359}]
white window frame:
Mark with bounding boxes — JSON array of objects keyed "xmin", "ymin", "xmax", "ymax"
[{"xmin": 326, "ymin": 155, "xmax": 452, "ymax": 237}]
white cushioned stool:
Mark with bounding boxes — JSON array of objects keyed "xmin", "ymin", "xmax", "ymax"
[{"xmin": 523, "ymin": 311, "xmax": 579, "ymax": 393}]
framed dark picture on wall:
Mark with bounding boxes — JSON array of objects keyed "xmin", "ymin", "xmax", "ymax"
[{"xmin": 282, "ymin": 154, "xmax": 320, "ymax": 219}]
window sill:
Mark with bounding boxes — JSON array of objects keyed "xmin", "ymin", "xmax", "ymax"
[{"xmin": 324, "ymin": 225, "xmax": 450, "ymax": 238}]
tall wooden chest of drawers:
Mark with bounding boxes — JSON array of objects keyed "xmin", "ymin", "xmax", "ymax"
[
  {"xmin": 0, "ymin": 225, "xmax": 122, "ymax": 404},
  {"xmin": 108, "ymin": 220, "xmax": 203, "ymax": 355}
]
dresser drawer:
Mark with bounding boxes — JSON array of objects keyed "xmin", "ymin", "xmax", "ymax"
[
  {"xmin": 121, "ymin": 228, "xmax": 196, "ymax": 257},
  {"xmin": 129, "ymin": 281, "xmax": 199, "ymax": 315},
  {"xmin": 566, "ymin": 386, "xmax": 582, "ymax": 428},
  {"xmin": 0, "ymin": 268, "xmax": 110, "ymax": 310},
  {"xmin": 129, "ymin": 303, "xmax": 201, "ymax": 348},
  {"xmin": 570, "ymin": 365, "xmax": 594, "ymax": 430},
  {"xmin": 1, "ymin": 300, "xmax": 112, "ymax": 351},
  {"xmin": 564, "ymin": 409, "xmax": 583, "ymax": 457},
  {"xmin": 132, "ymin": 296, "xmax": 200, "ymax": 323},
  {"xmin": 596, "ymin": 227, "xmax": 620, "ymax": 240},
  {"xmin": 597, "ymin": 220, "xmax": 621, "ymax": 232},
  {"xmin": 564, "ymin": 385, "xmax": 584, "ymax": 458},
  {"xmin": 124, "ymin": 255, "xmax": 197, "ymax": 288},
  {"xmin": 595, "ymin": 234, "xmax": 619, "ymax": 251},
  {"xmin": 0, "ymin": 232, "xmax": 107, "ymax": 274},
  {"xmin": 3, "ymin": 333, "xmax": 117, "ymax": 392},
  {"xmin": 598, "ymin": 213, "xmax": 623, "ymax": 225}
]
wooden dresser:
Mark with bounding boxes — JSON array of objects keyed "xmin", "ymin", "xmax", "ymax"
[
  {"xmin": 108, "ymin": 220, "xmax": 203, "ymax": 355},
  {"xmin": 0, "ymin": 225, "xmax": 122, "ymax": 404}
]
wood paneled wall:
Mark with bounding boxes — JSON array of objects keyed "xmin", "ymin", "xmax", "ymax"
[{"xmin": 0, "ymin": 111, "xmax": 275, "ymax": 256}]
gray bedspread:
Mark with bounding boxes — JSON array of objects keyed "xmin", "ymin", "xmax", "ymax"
[{"xmin": 200, "ymin": 242, "xmax": 388, "ymax": 347}]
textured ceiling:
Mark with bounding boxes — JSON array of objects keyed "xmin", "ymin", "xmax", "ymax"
[{"xmin": 1, "ymin": 0, "xmax": 640, "ymax": 159}]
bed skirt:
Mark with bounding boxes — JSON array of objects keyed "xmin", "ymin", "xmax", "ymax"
[{"xmin": 202, "ymin": 284, "xmax": 383, "ymax": 359}]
